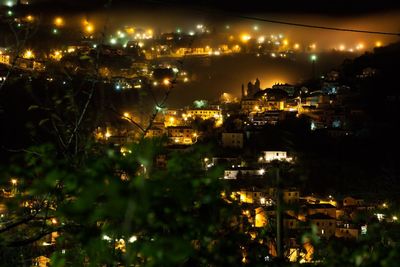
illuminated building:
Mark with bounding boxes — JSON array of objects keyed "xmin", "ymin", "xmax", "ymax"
[
  {"xmin": 0, "ymin": 54, "xmax": 10, "ymax": 65},
  {"xmin": 343, "ymin": 196, "xmax": 364, "ymax": 207},
  {"xmin": 223, "ymin": 167, "xmax": 265, "ymax": 179},
  {"xmin": 307, "ymin": 213, "xmax": 336, "ymax": 238},
  {"xmin": 186, "ymin": 108, "xmax": 222, "ymax": 121},
  {"xmin": 145, "ymin": 127, "xmax": 164, "ymax": 138},
  {"xmin": 250, "ymin": 110, "xmax": 284, "ymax": 126},
  {"xmin": 167, "ymin": 126, "xmax": 197, "ymax": 145},
  {"xmin": 256, "ymin": 88, "xmax": 288, "ymax": 111},
  {"xmin": 238, "ymin": 189, "xmax": 270, "ymax": 205},
  {"xmin": 336, "ymin": 224, "xmax": 360, "ymax": 239},
  {"xmin": 260, "ymin": 151, "xmax": 292, "ymax": 163},
  {"xmin": 240, "ymin": 98, "xmax": 260, "ymax": 113},
  {"xmin": 357, "ymin": 67, "xmax": 377, "ymax": 79},
  {"xmin": 255, "ymin": 207, "xmax": 267, "ymax": 227}
]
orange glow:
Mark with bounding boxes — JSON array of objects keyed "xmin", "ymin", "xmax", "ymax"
[
  {"xmin": 83, "ymin": 19, "xmax": 94, "ymax": 33},
  {"xmin": 240, "ymin": 34, "xmax": 251, "ymax": 42},
  {"xmin": 356, "ymin": 43, "xmax": 364, "ymax": 50},
  {"xmin": 26, "ymin": 15, "xmax": 34, "ymax": 22},
  {"xmin": 54, "ymin": 17, "xmax": 64, "ymax": 27},
  {"xmin": 23, "ymin": 49, "xmax": 34, "ymax": 59},
  {"xmin": 126, "ymin": 27, "xmax": 135, "ymax": 34},
  {"xmin": 163, "ymin": 78, "xmax": 170, "ymax": 86},
  {"xmin": 85, "ymin": 24, "xmax": 94, "ymax": 33}
]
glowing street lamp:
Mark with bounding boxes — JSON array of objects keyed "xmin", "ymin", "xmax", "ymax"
[
  {"xmin": 257, "ymin": 36, "xmax": 265, "ymax": 44},
  {"xmin": 375, "ymin": 41, "xmax": 382, "ymax": 47},
  {"xmin": 85, "ymin": 24, "xmax": 94, "ymax": 33},
  {"xmin": 54, "ymin": 17, "xmax": 64, "ymax": 27},
  {"xmin": 163, "ymin": 78, "xmax": 170, "ymax": 86},
  {"xmin": 83, "ymin": 19, "xmax": 94, "ymax": 34},
  {"xmin": 25, "ymin": 15, "xmax": 34, "ymax": 22},
  {"xmin": 10, "ymin": 178, "xmax": 18, "ymax": 195},
  {"xmin": 23, "ymin": 49, "xmax": 34, "ymax": 59},
  {"xmin": 5, "ymin": 1, "xmax": 14, "ymax": 7},
  {"xmin": 310, "ymin": 54, "xmax": 317, "ymax": 79},
  {"xmin": 241, "ymin": 34, "xmax": 251, "ymax": 43},
  {"xmin": 310, "ymin": 54, "xmax": 317, "ymax": 61},
  {"xmin": 110, "ymin": 38, "xmax": 117, "ymax": 45}
]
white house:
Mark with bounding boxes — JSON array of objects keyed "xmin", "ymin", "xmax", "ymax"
[{"xmin": 259, "ymin": 151, "xmax": 292, "ymax": 162}]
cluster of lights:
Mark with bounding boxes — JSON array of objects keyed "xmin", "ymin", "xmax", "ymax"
[
  {"xmin": 50, "ymin": 50, "xmax": 63, "ymax": 61},
  {"xmin": 334, "ymin": 42, "xmax": 370, "ymax": 52},
  {"xmin": 23, "ymin": 49, "xmax": 34, "ymax": 59},
  {"xmin": 83, "ymin": 19, "xmax": 94, "ymax": 34},
  {"xmin": 241, "ymin": 34, "xmax": 251, "ymax": 42}
]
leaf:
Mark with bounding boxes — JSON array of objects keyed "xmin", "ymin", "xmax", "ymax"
[
  {"xmin": 51, "ymin": 113, "xmax": 62, "ymax": 122},
  {"xmin": 28, "ymin": 105, "xmax": 40, "ymax": 111},
  {"xmin": 39, "ymin": 118, "xmax": 50, "ymax": 126}
]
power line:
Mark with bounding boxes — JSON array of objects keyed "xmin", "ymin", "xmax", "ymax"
[
  {"xmin": 145, "ymin": 0, "xmax": 400, "ymax": 37},
  {"xmin": 233, "ymin": 14, "xmax": 400, "ymax": 36}
]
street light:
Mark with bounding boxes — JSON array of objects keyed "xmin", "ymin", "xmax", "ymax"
[
  {"xmin": 86, "ymin": 24, "xmax": 94, "ymax": 33},
  {"xmin": 54, "ymin": 17, "xmax": 64, "ymax": 27},
  {"xmin": 310, "ymin": 54, "xmax": 317, "ymax": 61},
  {"xmin": 163, "ymin": 78, "xmax": 170, "ymax": 86},
  {"xmin": 10, "ymin": 178, "xmax": 18, "ymax": 195},
  {"xmin": 310, "ymin": 54, "xmax": 317, "ymax": 79},
  {"xmin": 11, "ymin": 178, "xmax": 17, "ymax": 185}
]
